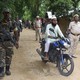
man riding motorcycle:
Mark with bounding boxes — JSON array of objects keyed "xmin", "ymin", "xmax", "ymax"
[{"xmin": 44, "ymin": 14, "xmax": 64, "ymax": 60}]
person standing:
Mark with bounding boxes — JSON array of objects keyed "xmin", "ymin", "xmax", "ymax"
[
  {"xmin": 34, "ymin": 16, "xmax": 42, "ymax": 41},
  {"xmin": 68, "ymin": 14, "xmax": 80, "ymax": 58},
  {"xmin": 19, "ymin": 19, "xmax": 23, "ymax": 31},
  {"xmin": 0, "ymin": 8, "xmax": 19, "ymax": 77},
  {"xmin": 41, "ymin": 18, "xmax": 47, "ymax": 34},
  {"xmin": 15, "ymin": 17, "xmax": 22, "ymax": 42}
]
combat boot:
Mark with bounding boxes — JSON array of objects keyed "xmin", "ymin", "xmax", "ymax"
[
  {"xmin": 0, "ymin": 67, "xmax": 5, "ymax": 77},
  {"xmin": 5, "ymin": 66, "xmax": 11, "ymax": 75}
]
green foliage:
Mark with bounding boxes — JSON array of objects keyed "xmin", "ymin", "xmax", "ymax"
[
  {"xmin": 22, "ymin": 7, "xmax": 31, "ymax": 20},
  {"xmin": 48, "ymin": 0, "xmax": 73, "ymax": 16},
  {"xmin": 0, "ymin": 0, "xmax": 80, "ymax": 20},
  {"xmin": 25, "ymin": 0, "xmax": 43, "ymax": 19}
]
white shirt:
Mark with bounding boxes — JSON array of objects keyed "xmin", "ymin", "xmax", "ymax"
[
  {"xmin": 69, "ymin": 21, "xmax": 80, "ymax": 34},
  {"xmin": 45, "ymin": 23, "xmax": 64, "ymax": 42}
]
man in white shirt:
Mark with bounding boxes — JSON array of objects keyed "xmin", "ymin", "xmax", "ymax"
[
  {"xmin": 68, "ymin": 14, "xmax": 80, "ymax": 58},
  {"xmin": 44, "ymin": 15, "xmax": 64, "ymax": 60}
]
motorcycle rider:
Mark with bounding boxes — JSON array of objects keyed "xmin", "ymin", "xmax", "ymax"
[{"xmin": 44, "ymin": 14, "xmax": 64, "ymax": 60}]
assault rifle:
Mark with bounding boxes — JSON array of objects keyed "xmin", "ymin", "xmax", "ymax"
[{"xmin": 1, "ymin": 28, "xmax": 19, "ymax": 49}]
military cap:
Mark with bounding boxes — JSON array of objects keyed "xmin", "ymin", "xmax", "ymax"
[
  {"xmin": 36, "ymin": 16, "xmax": 40, "ymax": 18},
  {"xmin": 3, "ymin": 8, "xmax": 10, "ymax": 13},
  {"xmin": 73, "ymin": 14, "xmax": 79, "ymax": 18}
]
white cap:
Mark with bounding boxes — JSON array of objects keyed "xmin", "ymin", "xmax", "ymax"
[
  {"xmin": 51, "ymin": 15, "xmax": 57, "ymax": 19},
  {"xmin": 19, "ymin": 20, "xmax": 22, "ymax": 22}
]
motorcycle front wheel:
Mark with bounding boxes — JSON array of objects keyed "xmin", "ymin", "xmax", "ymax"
[{"xmin": 58, "ymin": 54, "xmax": 74, "ymax": 76}]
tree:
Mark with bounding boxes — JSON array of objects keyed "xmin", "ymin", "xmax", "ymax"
[
  {"xmin": 14, "ymin": 0, "xmax": 26, "ymax": 18},
  {"xmin": 0, "ymin": 0, "xmax": 80, "ymax": 20},
  {"xmin": 25, "ymin": 0, "xmax": 42, "ymax": 19},
  {"xmin": 48, "ymin": 0, "xmax": 73, "ymax": 16},
  {"xmin": 71, "ymin": 0, "xmax": 80, "ymax": 12}
]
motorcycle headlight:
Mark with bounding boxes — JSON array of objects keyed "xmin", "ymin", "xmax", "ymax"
[
  {"xmin": 63, "ymin": 38, "xmax": 71, "ymax": 48},
  {"xmin": 63, "ymin": 43, "xmax": 70, "ymax": 48},
  {"xmin": 66, "ymin": 38, "xmax": 71, "ymax": 45}
]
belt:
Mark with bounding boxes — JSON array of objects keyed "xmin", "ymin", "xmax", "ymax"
[
  {"xmin": 36, "ymin": 27, "xmax": 41, "ymax": 28},
  {"xmin": 71, "ymin": 32, "xmax": 80, "ymax": 36}
]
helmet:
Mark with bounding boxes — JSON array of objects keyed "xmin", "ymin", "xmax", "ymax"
[
  {"xmin": 63, "ymin": 38, "xmax": 71, "ymax": 48},
  {"xmin": 3, "ymin": 8, "xmax": 10, "ymax": 13}
]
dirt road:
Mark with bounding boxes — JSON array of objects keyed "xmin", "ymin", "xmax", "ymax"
[{"xmin": 2, "ymin": 29, "xmax": 80, "ymax": 80}]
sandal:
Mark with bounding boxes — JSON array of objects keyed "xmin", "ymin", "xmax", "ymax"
[{"xmin": 44, "ymin": 57, "xmax": 49, "ymax": 60}]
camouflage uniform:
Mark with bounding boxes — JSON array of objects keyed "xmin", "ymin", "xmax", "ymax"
[{"xmin": 0, "ymin": 8, "xmax": 18, "ymax": 77}]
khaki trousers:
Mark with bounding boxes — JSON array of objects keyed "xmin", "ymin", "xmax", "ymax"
[
  {"xmin": 68, "ymin": 34, "xmax": 79, "ymax": 56},
  {"xmin": 35, "ymin": 28, "xmax": 42, "ymax": 41}
]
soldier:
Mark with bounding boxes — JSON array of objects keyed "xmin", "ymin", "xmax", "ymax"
[
  {"xmin": 0, "ymin": 8, "xmax": 19, "ymax": 77},
  {"xmin": 14, "ymin": 17, "xmax": 22, "ymax": 41},
  {"xmin": 68, "ymin": 14, "xmax": 80, "ymax": 58}
]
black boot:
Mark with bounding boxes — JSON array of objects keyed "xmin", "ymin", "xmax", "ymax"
[
  {"xmin": 5, "ymin": 66, "xmax": 11, "ymax": 76},
  {"xmin": 0, "ymin": 67, "xmax": 5, "ymax": 77}
]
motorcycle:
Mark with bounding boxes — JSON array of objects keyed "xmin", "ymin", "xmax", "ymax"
[{"xmin": 36, "ymin": 38, "xmax": 74, "ymax": 76}]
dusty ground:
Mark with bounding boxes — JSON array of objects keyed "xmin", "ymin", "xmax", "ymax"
[{"xmin": 1, "ymin": 29, "xmax": 80, "ymax": 80}]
